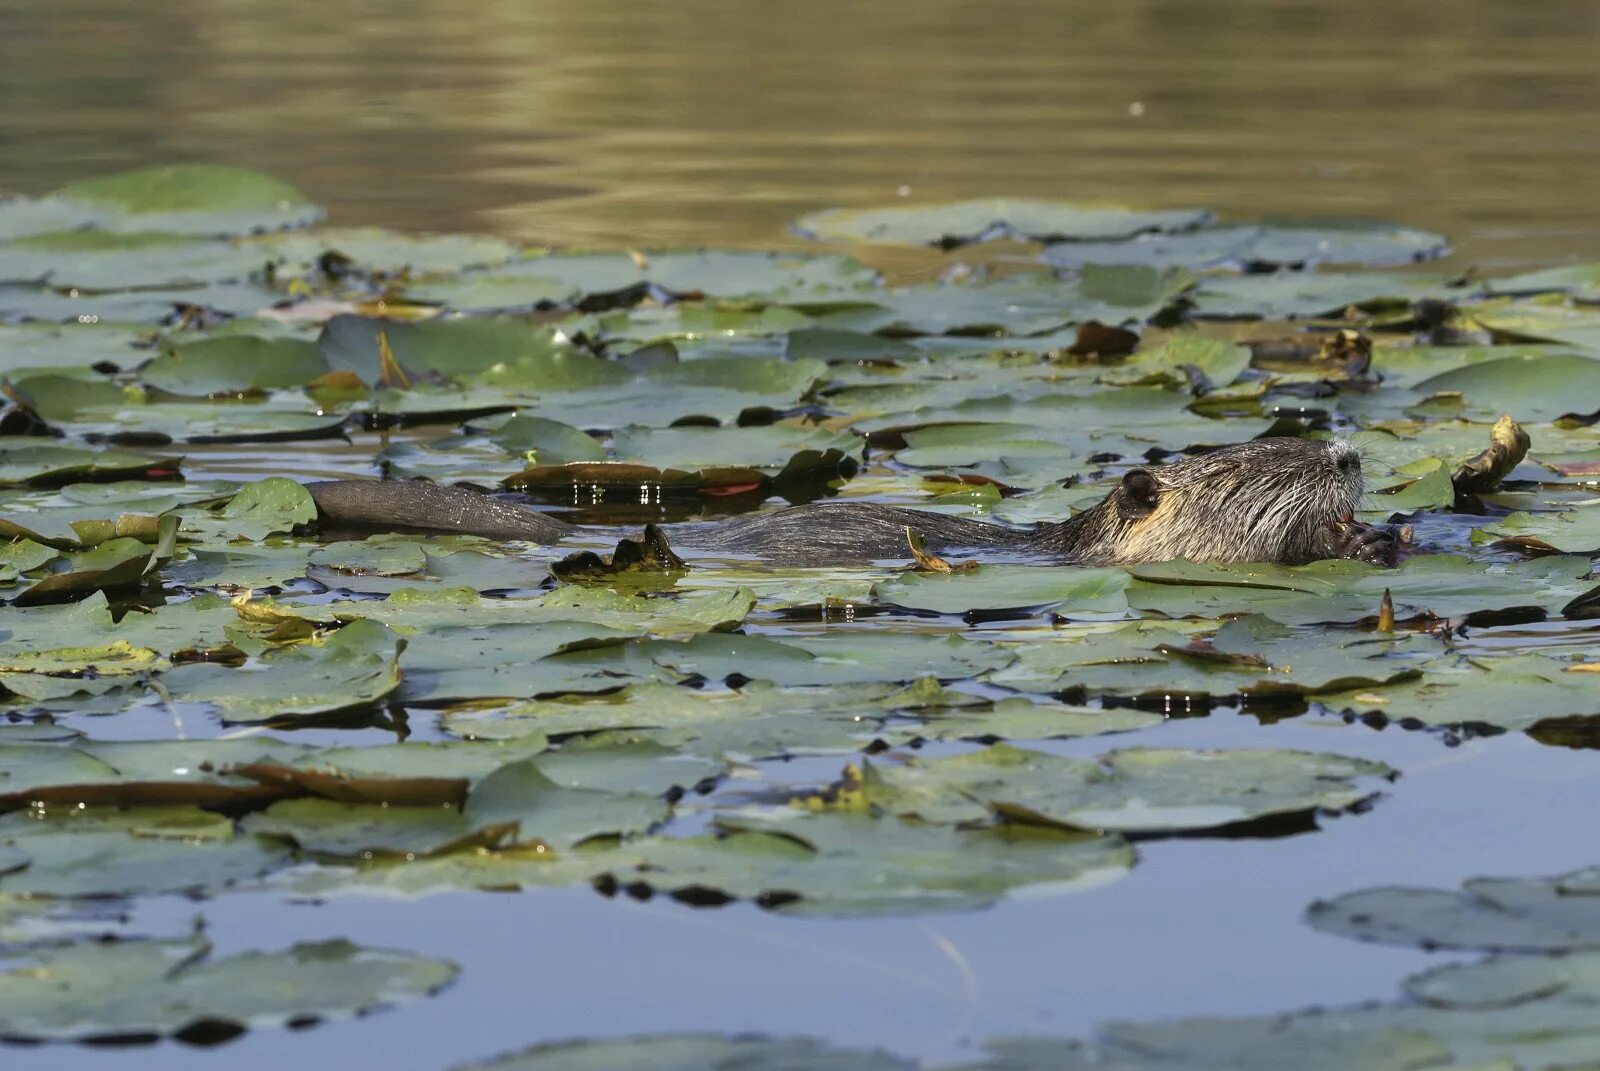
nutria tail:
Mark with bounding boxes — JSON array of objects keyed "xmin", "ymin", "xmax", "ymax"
[
  {"xmin": 684, "ymin": 501, "xmax": 1031, "ymax": 566},
  {"xmin": 306, "ymin": 480, "xmax": 574, "ymax": 544},
  {"xmin": 1033, "ymin": 437, "xmax": 1368, "ymax": 566}
]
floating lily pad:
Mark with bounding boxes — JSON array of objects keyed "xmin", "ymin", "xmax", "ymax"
[
  {"xmin": 53, "ymin": 163, "xmax": 324, "ymax": 236},
  {"xmin": 603, "ymin": 811, "xmax": 1133, "ymax": 916},
  {"xmin": 140, "ymin": 334, "xmax": 326, "ymax": 395},
  {"xmin": 873, "ymin": 565, "xmax": 1129, "ymax": 617},
  {"xmin": 0, "ymin": 806, "xmax": 294, "ymax": 898},
  {"xmin": 809, "ymin": 743, "xmax": 1392, "ymax": 833},
  {"xmin": 794, "ymin": 199, "xmax": 1210, "ymax": 248},
  {"xmin": 0, "ymin": 932, "xmax": 454, "ymax": 1041},
  {"xmin": 475, "ymin": 249, "xmax": 879, "ymax": 303},
  {"xmin": 159, "ymin": 619, "xmax": 404, "ymax": 723},
  {"xmin": 1309, "ymin": 868, "xmax": 1600, "ymax": 952},
  {"xmin": 0, "ymin": 230, "xmax": 268, "ymax": 291},
  {"xmin": 453, "ymin": 1034, "xmax": 917, "ymax": 1071}
]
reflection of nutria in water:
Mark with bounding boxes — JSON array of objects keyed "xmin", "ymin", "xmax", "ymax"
[{"xmin": 307, "ymin": 437, "xmax": 1395, "ymax": 568}]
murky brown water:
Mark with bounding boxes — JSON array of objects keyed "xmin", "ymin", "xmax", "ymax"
[{"xmin": 3, "ymin": 0, "xmax": 1598, "ymax": 270}]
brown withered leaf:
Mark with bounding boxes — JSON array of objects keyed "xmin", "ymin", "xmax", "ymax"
[{"xmin": 1453, "ymin": 414, "xmax": 1532, "ymax": 494}]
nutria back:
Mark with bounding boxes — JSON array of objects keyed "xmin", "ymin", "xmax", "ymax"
[{"xmin": 688, "ymin": 437, "xmax": 1367, "ymax": 567}]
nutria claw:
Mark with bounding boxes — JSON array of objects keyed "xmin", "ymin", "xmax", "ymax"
[{"xmin": 1325, "ymin": 520, "xmax": 1399, "ymax": 567}]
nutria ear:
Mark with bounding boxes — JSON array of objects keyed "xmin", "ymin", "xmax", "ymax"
[{"xmin": 1115, "ymin": 469, "xmax": 1160, "ymax": 519}]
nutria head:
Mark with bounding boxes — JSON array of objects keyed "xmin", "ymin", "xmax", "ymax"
[{"xmin": 1053, "ymin": 437, "xmax": 1366, "ymax": 565}]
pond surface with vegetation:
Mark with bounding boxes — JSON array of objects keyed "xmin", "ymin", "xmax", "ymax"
[{"xmin": 3, "ymin": 1, "xmax": 1600, "ymax": 1069}]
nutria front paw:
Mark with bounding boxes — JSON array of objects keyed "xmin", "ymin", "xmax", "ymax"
[{"xmin": 1324, "ymin": 519, "xmax": 1398, "ymax": 566}]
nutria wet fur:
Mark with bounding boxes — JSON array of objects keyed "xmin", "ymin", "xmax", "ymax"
[{"xmin": 307, "ymin": 437, "xmax": 1394, "ymax": 567}]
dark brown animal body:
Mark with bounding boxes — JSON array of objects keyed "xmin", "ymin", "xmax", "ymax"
[{"xmin": 307, "ymin": 437, "xmax": 1395, "ymax": 567}]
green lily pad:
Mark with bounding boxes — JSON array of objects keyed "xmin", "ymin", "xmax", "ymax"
[
  {"xmin": 0, "ymin": 933, "xmax": 455, "ymax": 1041},
  {"xmin": 0, "ymin": 322, "xmax": 146, "ymax": 375},
  {"xmin": 481, "ymin": 249, "xmax": 879, "ymax": 303},
  {"xmin": 618, "ymin": 631, "xmax": 1014, "ymax": 688},
  {"xmin": 1042, "ymin": 219, "xmax": 1449, "ymax": 271},
  {"xmin": 873, "ymin": 565, "xmax": 1130, "ymax": 617},
  {"xmin": 159, "ymin": 619, "xmax": 405, "ymax": 723},
  {"xmin": 0, "ymin": 229, "xmax": 268, "ymax": 291},
  {"xmin": 1407, "ymin": 353, "xmax": 1600, "ymax": 422},
  {"xmin": 604, "ymin": 812, "xmax": 1133, "ymax": 916},
  {"xmin": 1474, "ymin": 506, "xmax": 1600, "ymax": 554},
  {"xmin": 177, "ymin": 477, "xmax": 317, "ymax": 541},
  {"xmin": 140, "ymin": 334, "xmax": 326, "ymax": 395},
  {"xmin": 246, "ymin": 227, "xmax": 519, "ymax": 277},
  {"xmin": 1316, "ymin": 653, "xmax": 1600, "ymax": 732},
  {"xmin": 0, "ymin": 538, "xmax": 56, "ymax": 581},
  {"xmin": 1191, "ymin": 270, "xmax": 1452, "ymax": 319},
  {"xmin": 462, "ymin": 758, "xmax": 670, "ymax": 847},
  {"xmin": 816, "ymin": 743, "xmax": 1392, "ymax": 833},
  {"xmin": 0, "ymin": 444, "xmax": 184, "ymax": 491},
  {"xmin": 0, "ymin": 806, "xmax": 294, "ymax": 898},
  {"xmin": 794, "ymin": 199, "xmax": 1210, "ymax": 248},
  {"xmin": 316, "ymin": 313, "xmax": 580, "ymax": 385},
  {"xmin": 1309, "ymin": 868, "xmax": 1600, "ymax": 952},
  {"xmin": 53, "ymin": 163, "xmax": 324, "ymax": 236},
  {"xmin": 13, "ymin": 518, "xmax": 175, "ymax": 606},
  {"xmin": 1484, "ymin": 261, "xmax": 1600, "ymax": 301},
  {"xmin": 489, "ymin": 415, "xmax": 607, "ymax": 464},
  {"xmin": 452, "ymin": 1034, "xmax": 917, "ymax": 1071}
]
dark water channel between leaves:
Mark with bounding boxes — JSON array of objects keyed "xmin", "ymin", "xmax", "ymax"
[{"xmin": 4, "ymin": 0, "xmax": 1600, "ymax": 1068}]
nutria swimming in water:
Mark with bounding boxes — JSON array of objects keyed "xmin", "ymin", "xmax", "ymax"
[{"xmin": 307, "ymin": 437, "xmax": 1396, "ymax": 568}]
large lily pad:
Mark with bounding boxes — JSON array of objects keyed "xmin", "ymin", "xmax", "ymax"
[
  {"xmin": 602, "ymin": 812, "xmax": 1133, "ymax": 916},
  {"xmin": 809, "ymin": 743, "xmax": 1393, "ymax": 833},
  {"xmin": 51, "ymin": 164, "xmax": 324, "ymax": 236},
  {"xmin": 0, "ymin": 933, "xmax": 455, "ymax": 1041},
  {"xmin": 1308, "ymin": 868, "xmax": 1600, "ymax": 952}
]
